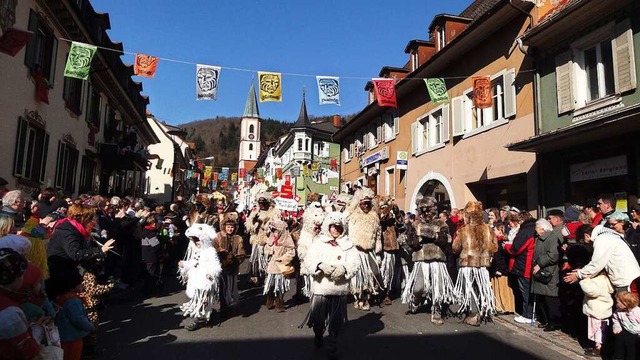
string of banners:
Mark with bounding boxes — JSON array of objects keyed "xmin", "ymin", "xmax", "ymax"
[{"xmin": 60, "ymin": 41, "xmax": 497, "ymax": 109}]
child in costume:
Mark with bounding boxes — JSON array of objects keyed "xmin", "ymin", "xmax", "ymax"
[
  {"xmin": 213, "ymin": 212, "xmax": 246, "ymax": 315},
  {"xmin": 178, "ymin": 223, "xmax": 222, "ymax": 331}
]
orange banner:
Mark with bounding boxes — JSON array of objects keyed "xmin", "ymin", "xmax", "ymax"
[
  {"xmin": 472, "ymin": 76, "xmax": 492, "ymax": 109},
  {"xmin": 134, "ymin": 54, "xmax": 159, "ymax": 78},
  {"xmin": 275, "ymin": 168, "xmax": 283, "ymax": 179}
]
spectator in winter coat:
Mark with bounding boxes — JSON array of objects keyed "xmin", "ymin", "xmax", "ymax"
[
  {"xmin": 531, "ymin": 217, "xmax": 562, "ymax": 332},
  {"xmin": 580, "ymin": 272, "xmax": 614, "ymax": 357},
  {"xmin": 52, "ymin": 272, "xmax": 93, "ymax": 360},
  {"xmin": 503, "ymin": 213, "xmax": 536, "ymax": 324},
  {"xmin": 490, "ymin": 222, "xmax": 515, "ymax": 315}
]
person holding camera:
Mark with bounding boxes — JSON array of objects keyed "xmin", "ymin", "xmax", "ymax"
[{"xmin": 531, "ymin": 216, "xmax": 562, "ymax": 332}]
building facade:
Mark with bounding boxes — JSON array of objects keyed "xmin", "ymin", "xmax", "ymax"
[{"xmin": 0, "ymin": 0, "xmax": 158, "ymax": 198}]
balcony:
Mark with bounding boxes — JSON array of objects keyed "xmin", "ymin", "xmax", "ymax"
[{"xmin": 293, "ymin": 151, "xmax": 312, "ymax": 162}]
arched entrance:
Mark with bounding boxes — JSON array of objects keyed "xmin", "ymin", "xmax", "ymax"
[{"xmin": 410, "ymin": 172, "xmax": 456, "ymax": 213}]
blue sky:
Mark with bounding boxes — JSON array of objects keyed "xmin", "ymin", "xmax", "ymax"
[{"xmin": 92, "ymin": 0, "xmax": 471, "ymax": 125}]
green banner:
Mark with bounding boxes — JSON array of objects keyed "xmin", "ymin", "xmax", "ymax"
[
  {"xmin": 64, "ymin": 42, "xmax": 97, "ymax": 80},
  {"xmin": 424, "ymin": 78, "xmax": 449, "ymax": 104}
]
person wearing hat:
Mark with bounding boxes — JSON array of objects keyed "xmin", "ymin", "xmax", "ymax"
[
  {"xmin": 213, "ymin": 212, "xmax": 246, "ymax": 315},
  {"xmin": 245, "ymin": 192, "xmax": 281, "ymax": 286},
  {"xmin": 0, "ymin": 248, "xmax": 41, "ymax": 359},
  {"xmin": 263, "ymin": 219, "xmax": 296, "ymax": 313},
  {"xmin": 606, "ymin": 211, "xmax": 640, "ymax": 263}
]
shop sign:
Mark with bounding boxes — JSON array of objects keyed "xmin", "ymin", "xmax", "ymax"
[
  {"xmin": 570, "ymin": 155, "xmax": 627, "ymax": 182},
  {"xmin": 274, "ymin": 197, "xmax": 298, "ymax": 211},
  {"xmin": 396, "ymin": 151, "xmax": 408, "ymax": 170},
  {"xmin": 360, "ymin": 146, "xmax": 388, "ymax": 168}
]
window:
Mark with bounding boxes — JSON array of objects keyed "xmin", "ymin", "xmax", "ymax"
[
  {"xmin": 249, "ymin": 143, "xmax": 253, "ymax": 151},
  {"xmin": 24, "ymin": 10, "xmax": 58, "ymax": 85},
  {"xmin": 385, "ymin": 167, "xmax": 395, "ymax": 196},
  {"xmin": 249, "ymin": 124, "xmax": 254, "ymax": 134},
  {"xmin": 411, "ymin": 51, "xmax": 419, "ymax": 71},
  {"xmin": 86, "ymin": 84, "xmax": 101, "ymax": 127},
  {"xmin": 63, "ymin": 76, "xmax": 84, "ymax": 115},
  {"xmin": 382, "ymin": 112, "xmax": 396, "ymax": 141},
  {"xmin": 104, "ymin": 107, "xmax": 117, "ymax": 143},
  {"xmin": 412, "ymin": 105, "xmax": 449, "ymax": 154},
  {"xmin": 78, "ymin": 156, "xmax": 97, "ymax": 194},
  {"xmin": 451, "ymin": 69, "xmax": 516, "ymax": 136},
  {"xmin": 55, "ymin": 141, "xmax": 79, "ymax": 193},
  {"xmin": 368, "ymin": 123, "xmax": 378, "ymax": 150},
  {"xmin": 556, "ymin": 20, "xmax": 636, "ymax": 114},
  {"xmin": 297, "ymin": 138, "xmax": 303, "ymax": 151},
  {"xmin": 13, "ymin": 117, "xmax": 49, "ymax": 183},
  {"xmin": 305, "ymin": 139, "xmax": 310, "ymax": 152},
  {"xmin": 438, "ymin": 27, "xmax": 446, "ymax": 50},
  {"xmin": 314, "ymin": 141, "xmax": 325, "ymax": 157}
]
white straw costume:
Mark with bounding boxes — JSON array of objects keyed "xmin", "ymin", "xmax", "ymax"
[
  {"xmin": 245, "ymin": 192, "xmax": 281, "ymax": 282},
  {"xmin": 296, "ymin": 202, "xmax": 325, "ymax": 298},
  {"xmin": 179, "ymin": 223, "xmax": 222, "ymax": 324},
  {"xmin": 452, "ymin": 201, "xmax": 498, "ymax": 325},
  {"xmin": 263, "ymin": 219, "xmax": 296, "ymax": 311}
]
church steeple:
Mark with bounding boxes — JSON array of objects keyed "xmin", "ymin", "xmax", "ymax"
[
  {"xmin": 292, "ymin": 88, "xmax": 312, "ymax": 129},
  {"xmin": 243, "ymin": 82, "xmax": 260, "ymax": 118}
]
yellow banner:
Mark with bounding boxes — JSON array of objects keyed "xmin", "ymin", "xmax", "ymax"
[
  {"xmin": 204, "ymin": 166, "xmax": 213, "ymax": 181},
  {"xmin": 231, "ymin": 172, "xmax": 237, "ymax": 182},
  {"xmin": 258, "ymin": 71, "xmax": 282, "ymax": 102}
]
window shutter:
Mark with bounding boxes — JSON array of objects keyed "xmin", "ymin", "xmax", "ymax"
[
  {"xmin": 39, "ymin": 133, "xmax": 49, "ymax": 183},
  {"xmin": 452, "ymin": 96, "xmax": 464, "ymax": 136},
  {"xmin": 411, "ymin": 122, "xmax": 417, "ymax": 155},
  {"xmin": 48, "ymin": 37, "xmax": 58, "ymax": 87},
  {"xmin": 393, "ymin": 114, "xmax": 399, "ymax": 134},
  {"xmin": 612, "ymin": 19, "xmax": 637, "ymax": 94},
  {"xmin": 442, "ymin": 105, "xmax": 450, "ymax": 143},
  {"xmin": 377, "ymin": 118, "xmax": 383, "ymax": 142},
  {"xmin": 13, "ymin": 118, "xmax": 27, "ymax": 177},
  {"xmin": 55, "ymin": 141, "xmax": 63, "ymax": 188},
  {"xmin": 555, "ymin": 50, "xmax": 574, "ymax": 114},
  {"xmin": 503, "ymin": 68, "xmax": 517, "ymax": 118},
  {"xmin": 24, "ymin": 10, "xmax": 38, "ymax": 70}
]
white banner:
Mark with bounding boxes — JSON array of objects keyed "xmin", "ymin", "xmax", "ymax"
[
  {"xmin": 196, "ymin": 64, "xmax": 221, "ymax": 100},
  {"xmin": 316, "ymin": 76, "xmax": 340, "ymax": 105},
  {"xmin": 274, "ymin": 197, "xmax": 298, "ymax": 211},
  {"xmin": 570, "ymin": 155, "xmax": 627, "ymax": 182}
]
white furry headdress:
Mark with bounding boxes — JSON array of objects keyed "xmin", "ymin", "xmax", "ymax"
[
  {"xmin": 185, "ymin": 223, "xmax": 217, "ymax": 249},
  {"xmin": 321, "ymin": 211, "xmax": 347, "ymax": 237}
]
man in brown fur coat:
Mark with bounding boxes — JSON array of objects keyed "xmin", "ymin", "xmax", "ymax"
[
  {"xmin": 245, "ymin": 192, "xmax": 281, "ymax": 285},
  {"xmin": 452, "ymin": 201, "xmax": 498, "ymax": 326},
  {"xmin": 378, "ymin": 196, "xmax": 400, "ymax": 305}
]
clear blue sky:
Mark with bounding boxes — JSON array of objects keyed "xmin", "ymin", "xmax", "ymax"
[{"xmin": 92, "ymin": 0, "xmax": 471, "ymax": 125}]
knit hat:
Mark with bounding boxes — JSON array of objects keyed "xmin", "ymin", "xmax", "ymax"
[
  {"xmin": 607, "ymin": 211, "xmax": 630, "ymax": 222},
  {"xmin": 0, "ymin": 248, "xmax": 28, "ymax": 286},
  {"xmin": 0, "ymin": 235, "xmax": 32, "ymax": 256},
  {"xmin": 546, "ymin": 209, "xmax": 564, "ymax": 218},
  {"xmin": 565, "ymin": 206, "xmax": 580, "ymax": 222}
]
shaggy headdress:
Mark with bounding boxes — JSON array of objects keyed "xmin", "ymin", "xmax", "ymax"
[
  {"xmin": 307, "ymin": 193, "xmax": 321, "ymax": 204},
  {"xmin": 321, "ymin": 211, "xmax": 347, "ymax": 237},
  {"xmin": 185, "ymin": 223, "xmax": 217, "ymax": 249},
  {"xmin": 256, "ymin": 191, "xmax": 274, "ymax": 204},
  {"xmin": 222, "ymin": 212, "xmax": 239, "ymax": 226},
  {"xmin": 463, "ymin": 201, "xmax": 484, "ymax": 225},
  {"xmin": 416, "ymin": 196, "xmax": 438, "ymax": 220},
  {"xmin": 349, "ymin": 187, "xmax": 378, "ymax": 213}
]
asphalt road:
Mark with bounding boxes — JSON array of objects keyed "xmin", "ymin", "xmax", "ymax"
[{"xmin": 97, "ymin": 273, "xmax": 575, "ymax": 360}]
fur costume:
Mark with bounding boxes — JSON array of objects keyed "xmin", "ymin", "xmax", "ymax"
[
  {"xmin": 263, "ymin": 219, "xmax": 296, "ymax": 311},
  {"xmin": 378, "ymin": 196, "xmax": 400, "ymax": 301},
  {"xmin": 302, "ymin": 211, "xmax": 360, "ymax": 357},
  {"xmin": 348, "ymin": 187, "xmax": 383, "ymax": 309},
  {"xmin": 246, "ymin": 192, "xmax": 281, "ymax": 280},
  {"xmin": 332, "ymin": 193, "xmax": 353, "ymax": 218},
  {"xmin": 297, "ymin": 202, "xmax": 326, "ymax": 298},
  {"xmin": 401, "ymin": 197, "xmax": 456, "ymax": 324},
  {"xmin": 213, "ymin": 213, "xmax": 246, "ymax": 308},
  {"xmin": 452, "ymin": 201, "xmax": 498, "ymax": 324},
  {"xmin": 179, "ymin": 223, "xmax": 222, "ymax": 322}
]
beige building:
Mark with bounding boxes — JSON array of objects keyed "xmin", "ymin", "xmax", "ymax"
[{"xmin": 0, "ymin": 0, "xmax": 157, "ymax": 198}]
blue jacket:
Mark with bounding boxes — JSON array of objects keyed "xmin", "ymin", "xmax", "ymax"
[{"xmin": 54, "ymin": 295, "xmax": 93, "ymax": 342}]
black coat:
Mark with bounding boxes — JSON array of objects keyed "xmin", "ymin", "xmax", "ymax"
[{"xmin": 47, "ymin": 220, "xmax": 104, "ymax": 279}]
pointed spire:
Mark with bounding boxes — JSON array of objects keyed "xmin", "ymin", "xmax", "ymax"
[
  {"xmin": 293, "ymin": 88, "xmax": 312, "ymax": 128},
  {"xmin": 243, "ymin": 82, "xmax": 260, "ymax": 118}
]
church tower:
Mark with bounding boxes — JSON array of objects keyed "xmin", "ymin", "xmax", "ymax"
[{"xmin": 238, "ymin": 83, "xmax": 261, "ymax": 175}]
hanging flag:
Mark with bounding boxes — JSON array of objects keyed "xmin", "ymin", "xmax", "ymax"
[
  {"xmin": 285, "ymin": 175, "xmax": 291, "ymax": 185},
  {"xmin": 134, "ymin": 54, "xmax": 159, "ymax": 78},
  {"xmin": 291, "ymin": 166, "xmax": 300, "ymax": 178},
  {"xmin": 257, "ymin": 168, "xmax": 265, "ymax": 179},
  {"xmin": 222, "ymin": 181, "xmax": 228, "ymax": 188},
  {"xmin": 472, "ymin": 76, "xmax": 493, "ymax": 109},
  {"xmin": 196, "ymin": 64, "xmax": 221, "ymax": 100},
  {"xmin": 316, "ymin": 76, "xmax": 340, "ymax": 105},
  {"xmin": 311, "ymin": 162, "xmax": 319, "ymax": 171},
  {"xmin": 202, "ymin": 179, "xmax": 208, "ymax": 188},
  {"xmin": 211, "ymin": 180, "xmax": 217, "ymax": 189},
  {"xmin": 424, "ymin": 78, "xmax": 449, "ymax": 104},
  {"xmin": 0, "ymin": 28, "xmax": 32, "ymax": 57},
  {"xmin": 64, "ymin": 42, "xmax": 97, "ymax": 80},
  {"xmin": 194, "ymin": 172, "xmax": 200, "ymax": 179},
  {"xmin": 186, "ymin": 170, "xmax": 193, "ymax": 179},
  {"xmin": 372, "ymin": 78, "xmax": 398, "ymax": 108},
  {"xmin": 203, "ymin": 166, "xmax": 213, "ymax": 181},
  {"xmin": 231, "ymin": 172, "xmax": 237, "ymax": 182},
  {"xmin": 258, "ymin": 71, "xmax": 282, "ymax": 102},
  {"xmin": 303, "ymin": 165, "xmax": 310, "ymax": 177},
  {"xmin": 213, "ymin": 172, "xmax": 219, "ymax": 181},
  {"xmin": 34, "ymin": 69, "xmax": 49, "ymax": 104},
  {"xmin": 239, "ymin": 168, "xmax": 246, "ymax": 179},
  {"xmin": 220, "ymin": 167, "xmax": 229, "ymax": 181},
  {"xmin": 330, "ymin": 158, "xmax": 338, "ymax": 172},
  {"xmin": 275, "ymin": 168, "xmax": 283, "ymax": 179}
]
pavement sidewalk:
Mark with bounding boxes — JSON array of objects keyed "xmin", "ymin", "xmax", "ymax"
[{"xmin": 494, "ymin": 314, "xmax": 588, "ymax": 359}]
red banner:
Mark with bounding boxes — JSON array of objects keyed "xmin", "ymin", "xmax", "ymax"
[
  {"xmin": 134, "ymin": 54, "xmax": 159, "ymax": 78},
  {"xmin": 239, "ymin": 168, "xmax": 246, "ymax": 179},
  {"xmin": 330, "ymin": 158, "xmax": 338, "ymax": 171},
  {"xmin": 213, "ymin": 172, "xmax": 219, "ymax": 181},
  {"xmin": 372, "ymin": 78, "xmax": 398, "ymax": 108},
  {"xmin": 281, "ymin": 184, "xmax": 293, "ymax": 199},
  {"xmin": 0, "ymin": 28, "xmax": 33, "ymax": 57},
  {"xmin": 472, "ymin": 76, "xmax": 493, "ymax": 109},
  {"xmin": 285, "ymin": 175, "xmax": 291, "ymax": 186},
  {"xmin": 275, "ymin": 168, "xmax": 283, "ymax": 179}
]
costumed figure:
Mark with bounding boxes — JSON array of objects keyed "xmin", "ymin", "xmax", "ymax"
[
  {"xmin": 332, "ymin": 193, "xmax": 353, "ymax": 218},
  {"xmin": 302, "ymin": 212, "xmax": 360, "ymax": 359},
  {"xmin": 401, "ymin": 197, "xmax": 456, "ymax": 325},
  {"xmin": 395, "ymin": 209, "xmax": 413, "ymax": 289},
  {"xmin": 245, "ymin": 192, "xmax": 281, "ymax": 285},
  {"xmin": 178, "ymin": 223, "xmax": 222, "ymax": 331},
  {"xmin": 263, "ymin": 219, "xmax": 296, "ymax": 312},
  {"xmin": 295, "ymin": 202, "xmax": 326, "ymax": 300},
  {"xmin": 213, "ymin": 212, "xmax": 246, "ymax": 315},
  {"xmin": 348, "ymin": 187, "xmax": 383, "ymax": 311},
  {"xmin": 378, "ymin": 196, "xmax": 400, "ymax": 305},
  {"xmin": 452, "ymin": 201, "xmax": 498, "ymax": 326}
]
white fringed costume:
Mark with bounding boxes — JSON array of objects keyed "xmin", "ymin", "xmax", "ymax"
[
  {"xmin": 179, "ymin": 224, "xmax": 222, "ymax": 322},
  {"xmin": 296, "ymin": 202, "xmax": 325, "ymax": 298},
  {"xmin": 263, "ymin": 219, "xmax": 296, "ymax": 311},
  {"xmin": 452, "ymin": 201, "xmax": 498, "ymax": 325},
  {"xmin": 401, "ymin": 197, "xmax": 456, "ymax": 325}
]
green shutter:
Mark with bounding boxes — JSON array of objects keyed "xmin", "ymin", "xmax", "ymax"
[
  {"xmin": 13, "ymin": 118, "xmax": 27, "ymax": 177},
  {"xmin": 24, "ymin": 10, "xmax": 38, "ymax": 70},
  {"xmin": 39, "ymin": 132, "xmax": 49, "ymax": 183}
]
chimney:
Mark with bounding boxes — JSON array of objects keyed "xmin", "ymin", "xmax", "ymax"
[{"xmin": 332, "ymin": 115, "xmax": 341, "ymax": 128}]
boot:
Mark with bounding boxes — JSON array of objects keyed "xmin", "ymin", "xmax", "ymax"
[
  {"xmin": 313, "ymin": 331, "xmax": 324, "ymax": 348},
  {"xmin": 464, "ymin": 313, "xmax": 480, "ymax": 327},
  {"xmin": 360, "ymin": 300, "xmax": 370, "ymax": 311},
  {"xmin": 264, "ymin": 294, "xmax": 275, "ymax": 310},
  {"xmin": 383, "ymin": 295, "xmax": 392, "ymax": 306},
  {"xmin": 275, "ymin": 297, "xmax": 286, "ymax": 313},
  {"xmin": 185, "ymin": 317, "xmax": 208, "ymax": 331},
  {"xmin": 431, "ymin": 311, "xmax": 444, "ymax": 325}
]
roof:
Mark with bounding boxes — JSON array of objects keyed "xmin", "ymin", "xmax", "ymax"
[
  {"xmin": 459, "ymin": 0, "xmax": 503, "ymax": 20},
  {"xmin": 404, "ymin": 39, "xmax": 434, "ymax": 54},
  {"xmin": 379, "ymin": 66, "xmax": 410, "ymax": 77},
  {"xmin": 243, "ymin": 83, "xmax": 260, "ymax": 118},
  {"xmin": 291, "ymin": 92, "xmax": 312, "ymax": 129},
  {"xmin": 427, "ymin": 14, "xmax": 473, "ymax": 31},
  {"xmin": 537, "ymin": 0, "xmax": 579, "ymax": 23}
]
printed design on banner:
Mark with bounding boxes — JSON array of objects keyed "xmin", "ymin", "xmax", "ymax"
[
  {"xmin": 316, "ymin": 76, "xmax": 340, "ymax": 105},
  {"xmin": 372, "ymin": 78, "xmax": 398, "ymax": 108},
  {"xmin": 220, "ymin": 167, "xmax": 229, "ymax": 181},
  {"xmin": 196, "ymin": 64, "xmax": 221, "ymax": 100},
  {"xmin": 424, "ymin": 78, "xmax": 449, "ymax": 104},
  {"xmin": 472, "ymin": 76, "xmax": 493, "ymax": 109},
  {"xmin": 258, "ymin": 72, "xmax": 282, "ymax": 102},
  {"xmin": 64, "ymin": 42, "xmax": 97, "ymax": 80},
  {"xmin": 134, "ymin": 54, "xmax": 159, "ymax": 78}
]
